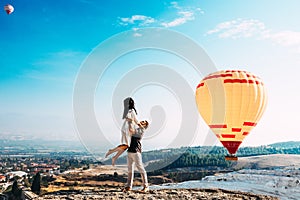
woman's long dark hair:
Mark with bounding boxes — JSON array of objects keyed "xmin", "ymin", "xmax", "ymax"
[{"xmin": 122, "ymin": 97, "xmax": 137, "ymax": 119}]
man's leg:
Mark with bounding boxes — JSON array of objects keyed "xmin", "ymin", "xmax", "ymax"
[
  {"xmin": 134, "ymin": 152, "xmax": 148, "ymax": 189},
  {"xmin": 125, "ymin": 152, "xmax": 135, "ymax": 190}
]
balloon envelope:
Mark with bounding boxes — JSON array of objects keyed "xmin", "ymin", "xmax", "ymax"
[
  {"xmin": 4, "ymin": 4, "xmax": 14, "ymax": 15},
  {"xmin": 195, "ymin": 70, "xmax": 267, "ymax": 155}
]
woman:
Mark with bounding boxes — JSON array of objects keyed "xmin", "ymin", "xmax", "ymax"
[
  {"xmin": 121, "ymin": 97, "xmax": 139, "ymax": 145},
  {"xmin": 105, "ymin": 97, "xmax": 139, "ymax": 165}
]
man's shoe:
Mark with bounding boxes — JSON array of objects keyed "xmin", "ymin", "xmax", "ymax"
[
  {"xmin": 122, "ymin": 187, "xmax": 131, "ymax": 192},
  {"xmin": 140, "ymin": 187, "xmax": 149, "ymax": 193}
]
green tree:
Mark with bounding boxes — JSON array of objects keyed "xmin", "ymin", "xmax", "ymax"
[
  {"xmin": 12, "ymin": 180, "xmax": 19, "ymax": 196},
  {"xmin": 31, "ymin": 172, "xmax": 41, "ymax": 194},
  {"xmin": 11, "ymin": 179, "xmax": 24, "ymax": 200}
]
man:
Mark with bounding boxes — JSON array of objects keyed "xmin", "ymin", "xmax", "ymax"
[{"xmin": 123, "ymin": 120, "xmax": 149, "ymax": 193}]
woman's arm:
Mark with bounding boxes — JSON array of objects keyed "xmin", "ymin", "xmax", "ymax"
[
  {"xmin": 125, "ymin": 116, "xmax": 132, "ymax": 122},
  {"xmin": 127, "ymin": 110, "xmax": 139, "ymax": 125},
  {"xmin": 131, "ymin": 111, "xmax": 139, "ymax": 125}
]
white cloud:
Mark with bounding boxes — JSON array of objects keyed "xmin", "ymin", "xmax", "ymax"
[
  {"xmin": 118, "ymin": 2, "xmax": 203, "ymax": 29},
  {"xmin": 120, "ymin": 15, "xmax": 155, "ymax": 26},
  {"xmin": 207, "ymin": 19, "xmax": 266, "ymax": 39},
  {"xmin": 196, "ymin": 7, "xmax": 205, "ymax": 15},
  {"xmin": 133, "ymin": 32, "xmax": 142, "ymax": 37},
  {"xmin": 207, "ymin": 19, "xmax": 300, "ymax": 50},
  {"xmin": 180, "ymin": 11, "xmax": 194, "ymax": 18},
  {"xmin": 161, "ymin": 11, "xmax": 195, "ymax": 28},
  {"xmin": 161, "ymin": 2, "xmax": 201, "ymax": 28},
  {"xmin": 131, "ymin": 28, "xmax": 143, "ymax": 37},
  {"xmin": 266, "ymin": 31, "xmax": 300, "ymax": 46},
  {"xmin": 170, "ymin": 1, "xmax": 180, "ymax": 9},
  {"xmin": 170, "ymin": 1, "xmax": 204, "ymax": 14}
]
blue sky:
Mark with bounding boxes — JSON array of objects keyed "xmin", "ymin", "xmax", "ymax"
[{"xmin": 1, "ymin": 0, "xmax": 300, "ymax": 152}]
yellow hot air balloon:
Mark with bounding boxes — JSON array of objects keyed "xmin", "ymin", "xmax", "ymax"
[{"xmin": 195, "ymin": 70, "xmax": 267, "ymax": 160}]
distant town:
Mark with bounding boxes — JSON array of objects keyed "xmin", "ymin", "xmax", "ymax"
[
  {"xmin": 0, "ymin": 139, "xmax": 96, "ymax": 199},
  {"xmin": 0, "ymin": 139, "xmax": 299, "ymax": 199}
]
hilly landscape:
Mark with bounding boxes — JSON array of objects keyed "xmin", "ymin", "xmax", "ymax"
[{"xmin": 1, "ymin": 140, "xmax": 299, "ymax": 199}]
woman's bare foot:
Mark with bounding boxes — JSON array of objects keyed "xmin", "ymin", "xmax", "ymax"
[
  {"xmin": 105, "ymin": 149, "xmax": 113, "ymax": 158},
  {"xmin": 112, "ymin": 157, "xmax": 116, "ymax": 166}
]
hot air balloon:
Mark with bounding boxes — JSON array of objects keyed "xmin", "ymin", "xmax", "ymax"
[
  {"xmin": 4, "ymin": 4, "xmax": 14, "ymax": 15},
  {"xmin": 195, "ymin": 70, "xmax": 267, "ymax": 160}
]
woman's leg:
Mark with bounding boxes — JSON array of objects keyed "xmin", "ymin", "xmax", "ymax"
[
  {"xmin": 105, "ymin": 146, "xmax": 119, "ymax": 158},
  {"xmin": 112, "ymin": 146, "xmax": 128, "ymax": 166}
]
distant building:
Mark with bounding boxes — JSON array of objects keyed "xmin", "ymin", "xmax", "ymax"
[
  {"xmin": 6, "ymin": 171, "xmax": 27, "ymax": 180},
  {"xmin": 0, "ymin": 175, "xmax": 6, "ymax": 182},
  {"xmin": 28, "ymin": 164, "xmax": 60, "ymax": 175}
]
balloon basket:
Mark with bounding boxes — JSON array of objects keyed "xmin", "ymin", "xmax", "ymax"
[{"xmin": 225, "ymin": 155, "xmax": 238, "ymax": 161}]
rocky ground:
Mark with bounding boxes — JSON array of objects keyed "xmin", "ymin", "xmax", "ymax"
[
  {"xmin": 32, "ymin": 155, "xmax": 299, "ymax": 199},
  {"xmin": 37, "ymin": 188, "xmax": 278, "ymax": 200}
]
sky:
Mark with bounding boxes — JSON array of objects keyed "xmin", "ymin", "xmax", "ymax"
[{"xmin": 1, "ymin": 0, "xmax": 300, "ymax": 153}]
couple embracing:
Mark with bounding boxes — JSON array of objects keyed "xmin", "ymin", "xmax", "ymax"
[{"xmin": 105, "ymin": 97, "xmax": 149, "ymax": 192}]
